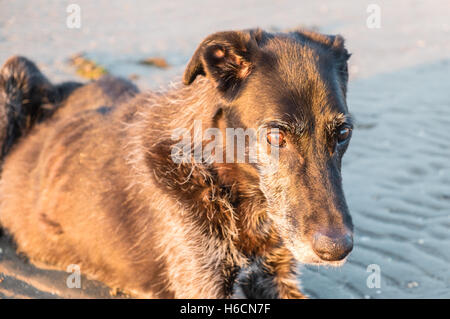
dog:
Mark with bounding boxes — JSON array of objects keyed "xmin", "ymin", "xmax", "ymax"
[{"xmin": 0, "ymin": 28, "xmax": 353, "ymax": 298}]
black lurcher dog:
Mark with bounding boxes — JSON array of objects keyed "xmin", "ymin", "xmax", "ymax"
[{"xmin": 0, "ymin": 28, "xmax": 353, "ymax": 298}]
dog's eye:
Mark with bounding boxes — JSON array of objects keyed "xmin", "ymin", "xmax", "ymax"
[
  {"xmin": 267, "ymin": 130, "xmax": 286, "ymax": 147},
  {"xmin": 337, "ymin": 126, "xmax": 352, "ymax": 144}
]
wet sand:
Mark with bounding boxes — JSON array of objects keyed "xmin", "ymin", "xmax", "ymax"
[{"xmin": 0, "ymin": 0, "xmax": 449, "ymax": 298}]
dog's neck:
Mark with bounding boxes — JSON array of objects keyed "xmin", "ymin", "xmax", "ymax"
[{"xmin": 126, "ymin": 78, "xmax": 279, "ymax": 258}]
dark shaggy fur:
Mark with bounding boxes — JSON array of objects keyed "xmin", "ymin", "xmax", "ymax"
[
  {"xmin": 0, "ymin": 56, "xmax": 84, "ymax": 164},
  {"xmin": 0, "ymin": 28, "xmax": 353, "ymax": 298}
]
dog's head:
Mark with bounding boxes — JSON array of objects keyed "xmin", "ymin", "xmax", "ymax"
[{"xmin": 184, "ymin": 29, "xmax": 353, "ymax": 265}]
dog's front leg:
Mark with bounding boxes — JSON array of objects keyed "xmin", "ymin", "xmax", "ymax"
[{"xmin": 235, "ymin": 247, "xmax": 306, "ymax": 299}]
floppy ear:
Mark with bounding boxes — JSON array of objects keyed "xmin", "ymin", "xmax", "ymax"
[
  {"xmin": 327, "ymin": 34, "xmax": 351, "ymax": 93},
  {"xmin": 183, "ymin": 31, "xmax": 260, "ymax": 96}
]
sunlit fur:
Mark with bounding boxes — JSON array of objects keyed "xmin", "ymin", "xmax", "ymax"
[{"xmin": 0, "ymin": 28, "xmax": 352, "ymax": 298}]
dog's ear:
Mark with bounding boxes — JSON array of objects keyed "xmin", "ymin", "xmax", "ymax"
[
  {"xmin": 327, "ymin": 34, "xmax": 351, "ymax": 67},
  {"xmin": 183, "ymin": 31, "xmax": 260, "ymax": 96},
  {"xmin": 327, "ymin": 34, "xmax": 351, "ymax": 93}
]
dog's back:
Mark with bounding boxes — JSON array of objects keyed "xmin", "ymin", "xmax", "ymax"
[
  {"xmin": 53, "ymin": 75, "xmax": 139, "ymax": 119},
  {"xmin": 0, "ymin": 56, "xmax": 138, "ymax": 163},
  {"xmin": 0, "ymin": 82, "xmax": 167, "ymax": 295}
]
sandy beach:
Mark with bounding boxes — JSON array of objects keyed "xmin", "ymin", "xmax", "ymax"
[{"xmin": 0, "ymin": 0, "xmax": 449, "ymax": 298}]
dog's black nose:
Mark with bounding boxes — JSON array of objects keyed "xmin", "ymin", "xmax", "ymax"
[{"xmin": 312, "ymin": 231, "xmax": 353, "ymax": 261}]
